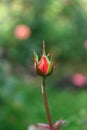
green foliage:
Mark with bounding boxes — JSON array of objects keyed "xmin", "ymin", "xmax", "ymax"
[
  {"xmin": 0, "ymin": 72, "xmax": 87, "ymax": 130},
  {"xmin": 0, "ymin": 0, "xmax": 87, "ymax": 64}
]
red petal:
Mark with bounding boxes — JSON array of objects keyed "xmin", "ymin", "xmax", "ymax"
[{"xmin": 38, "ymin": 56, "xmax": 49, "ymax": 75}]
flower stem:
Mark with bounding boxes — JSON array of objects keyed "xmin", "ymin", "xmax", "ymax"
[{"xmin": 41, "ymin": 77, "xmax": 53, "ymax": 129}]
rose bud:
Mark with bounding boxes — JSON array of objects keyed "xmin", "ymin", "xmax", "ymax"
[{"xmin": 33, "ymin": 41, "xmax": 54, "ymax": 77}]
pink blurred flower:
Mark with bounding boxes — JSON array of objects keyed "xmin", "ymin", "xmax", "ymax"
[
  {"xmin": 84, "ymin": 40, "xmax": 87, "ymax": 50},
  {"xmin": 71, "ymin": 73, "xmax": 86, "ymax": 87},
  {"xmin": 14, "ymin": 24, "xmax": 31, "ymax": 40}
]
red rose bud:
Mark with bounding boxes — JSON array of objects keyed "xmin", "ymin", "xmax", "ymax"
[{"xmin": 33, "ymin": 41, "xmax": 54, "ymax": 77}]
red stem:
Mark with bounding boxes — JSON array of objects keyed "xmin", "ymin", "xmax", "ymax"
[{"xmin": 41, "ymin": 77, "xmax": 53, "ymax": 130}]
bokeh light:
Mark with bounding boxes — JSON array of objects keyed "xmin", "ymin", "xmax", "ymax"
[
  {"xmin": 71, "ymin": 73, "xmax": 86, "ymax": 87},
  {"xmin": 14, "ymin": 24, "xmax": 31, "ymax": 40},
  {"xmin": 84, "ymin": 40, "xmax": 87, "ymax": 50}
]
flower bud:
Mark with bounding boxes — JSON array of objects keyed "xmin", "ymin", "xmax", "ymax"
[{"xmin": 33, "ymin": 41, "xmax": 54, "ymax": 77}]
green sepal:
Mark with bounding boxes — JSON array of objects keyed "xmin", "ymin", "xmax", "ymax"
[
  {"xmin": 33, "ymin": 50, "xmax": 38, "ymax": 63},
  {"xmin": 46, "ymin": 53, "xmax": 54, "ymax": 76}
]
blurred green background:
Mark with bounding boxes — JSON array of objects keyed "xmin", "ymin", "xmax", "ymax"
[{"xmin": 0, "ymin": 0, "xmax": 87, "ymax": 130}]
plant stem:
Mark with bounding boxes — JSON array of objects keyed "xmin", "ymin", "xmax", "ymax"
[{"xmin": 41, "ymin": 77, "xmax": 53, "ymax": 129}]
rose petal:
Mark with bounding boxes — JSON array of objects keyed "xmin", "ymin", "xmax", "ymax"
[
  {"xmin": 38, "ymin": 56, "xmax": 49, "ymax": 75},
  {"xmin": 28, "ymin": 124, "xmax": 49, "ymax": 130},
  {"xmin": 54, "ymin": 120, "xmax": 67, "ymax": 129},
  {"xmin": 37, "ymin": 123, "xmax": 49, "ymax": 128}
]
